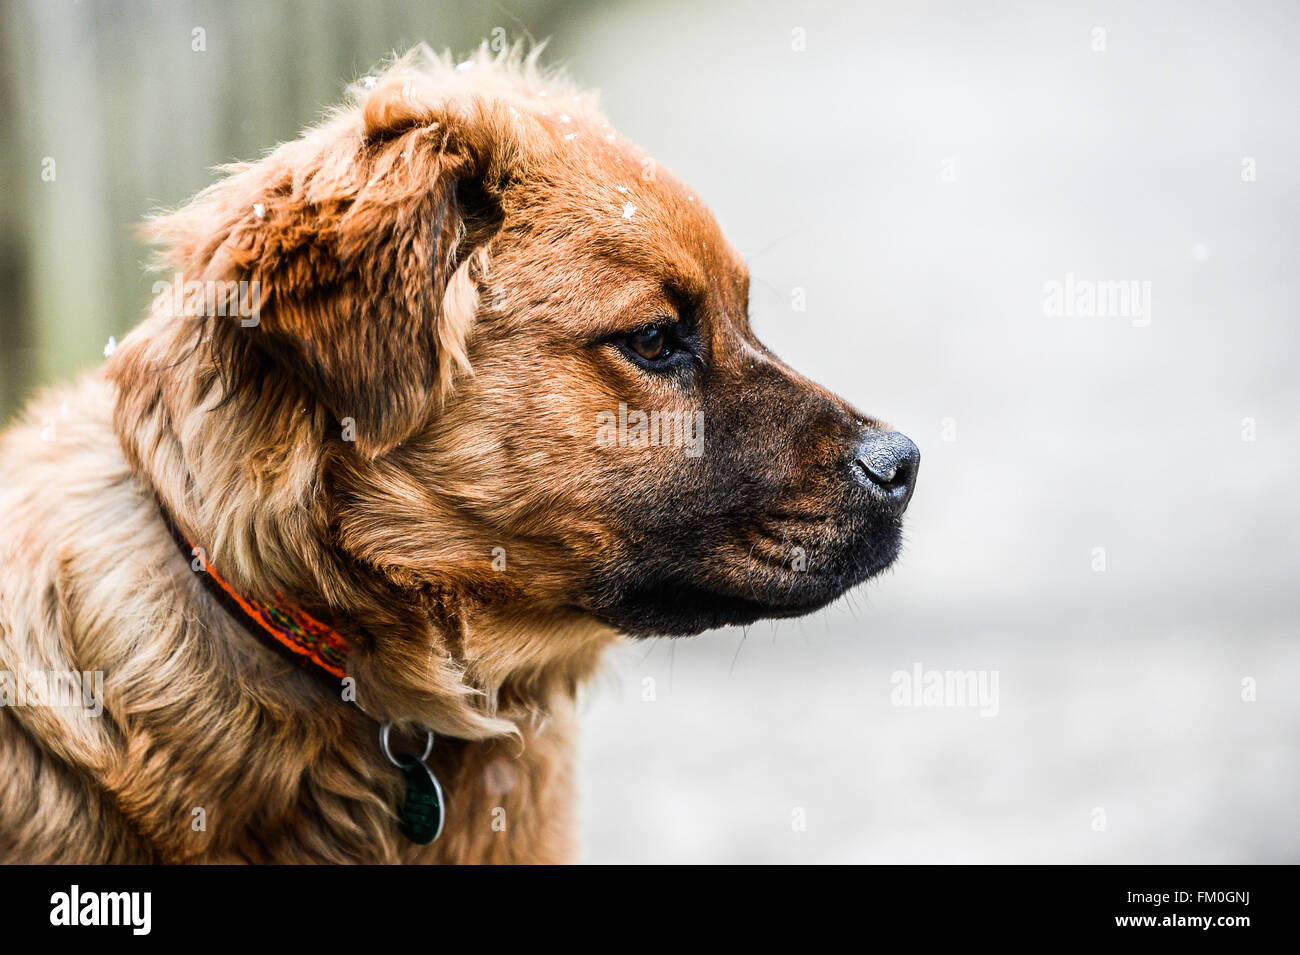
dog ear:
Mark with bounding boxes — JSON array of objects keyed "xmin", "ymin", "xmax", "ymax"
[{"xmin": 150, "ymin": 75, "xmax": 511, "ymax": 456}]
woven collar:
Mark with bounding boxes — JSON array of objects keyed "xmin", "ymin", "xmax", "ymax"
[
  {"xmin": 154, "ymin": 495, "xmax": 453, "ymax": 846},
  {"xmin": 157, "ymin": 500, "xmax": 351, "ymax": 686}
]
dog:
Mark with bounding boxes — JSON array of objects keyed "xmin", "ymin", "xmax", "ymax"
[{"xmin": 0, "ymin": 45, "xmax": 918, "ymax": 863}]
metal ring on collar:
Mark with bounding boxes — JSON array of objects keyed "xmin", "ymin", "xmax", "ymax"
[{"xmin": 379, "ymin": 722, "xmax": 435, "ymax": 768}]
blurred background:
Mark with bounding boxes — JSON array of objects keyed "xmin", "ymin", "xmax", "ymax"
[{"xmin": 2, "ymin": 0, "xmax": 1297, "ymax": 863}]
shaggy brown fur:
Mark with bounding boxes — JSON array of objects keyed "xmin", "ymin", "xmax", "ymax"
[{"xmin": 0, "ymin": 45, "xmax": 914, "ymax": 863}]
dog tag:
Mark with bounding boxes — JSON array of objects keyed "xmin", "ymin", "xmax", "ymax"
[{"xmin": 397, "ymin": 757, "xmax": 445, "ymax": 844}]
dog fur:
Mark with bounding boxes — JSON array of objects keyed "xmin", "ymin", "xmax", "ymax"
[{"xmin": 0, "ymin": 45, "xmax": 911, "ymax": 863}]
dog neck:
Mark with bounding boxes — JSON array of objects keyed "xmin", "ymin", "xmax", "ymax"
[{"xmin": 108, "ymin": 308, "xmax": 618, "ymax": 743}]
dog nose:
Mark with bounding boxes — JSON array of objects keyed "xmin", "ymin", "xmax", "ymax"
[{"xmin": 853, "ymin": 430, "xmax": 920, "ymax": 511}]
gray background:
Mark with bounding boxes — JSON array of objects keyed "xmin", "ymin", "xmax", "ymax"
[{"xmin": 2, "ymin": 0, "xmax": 1296, "ymax": 863}]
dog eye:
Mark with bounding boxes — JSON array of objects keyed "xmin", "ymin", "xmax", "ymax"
[
  {"xmin": 608, "ymin": 318, "xmax": 701, "ymax": 375},
  {"xmin": 628, "ymin": 326, "xmax": 670, "ymax": 362}
]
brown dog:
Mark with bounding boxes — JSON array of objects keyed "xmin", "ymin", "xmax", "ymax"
[{"xmin": 0, "ymin": 45, "xmax": 917, "ymax": 863}]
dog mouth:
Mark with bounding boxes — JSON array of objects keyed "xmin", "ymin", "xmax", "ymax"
[{"xmin": 584, "ymin": 516, "xmax": 904, "ymax": 637}]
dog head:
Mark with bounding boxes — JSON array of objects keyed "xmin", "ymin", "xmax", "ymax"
[{"xmin": 128, "ymin": 46, "xmax": 918, "ymax": 646}]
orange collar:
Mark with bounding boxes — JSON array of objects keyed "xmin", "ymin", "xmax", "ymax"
[
  {"xmin": 194, "ymin": 548, "xmax": 350, "ymax": 681},
  {"xmin": 155, "ymin": 496, "xmax": 451, "ymax": 845},
  {"xmin": 159, "ymin": 503, "xmax": 350, "ymax": 686}
]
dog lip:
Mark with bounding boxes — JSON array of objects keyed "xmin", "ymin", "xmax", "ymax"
[
  {"xmin": 588, "ymin": 532, "xmax": 903, "ymax": 638},
  {"xmin": 589, "ymin": 585, "xmax": 837, "ymax": 638},
  {"xmin": 760, "ymin": 509, "xmax": 838, "ymax": 523}
]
